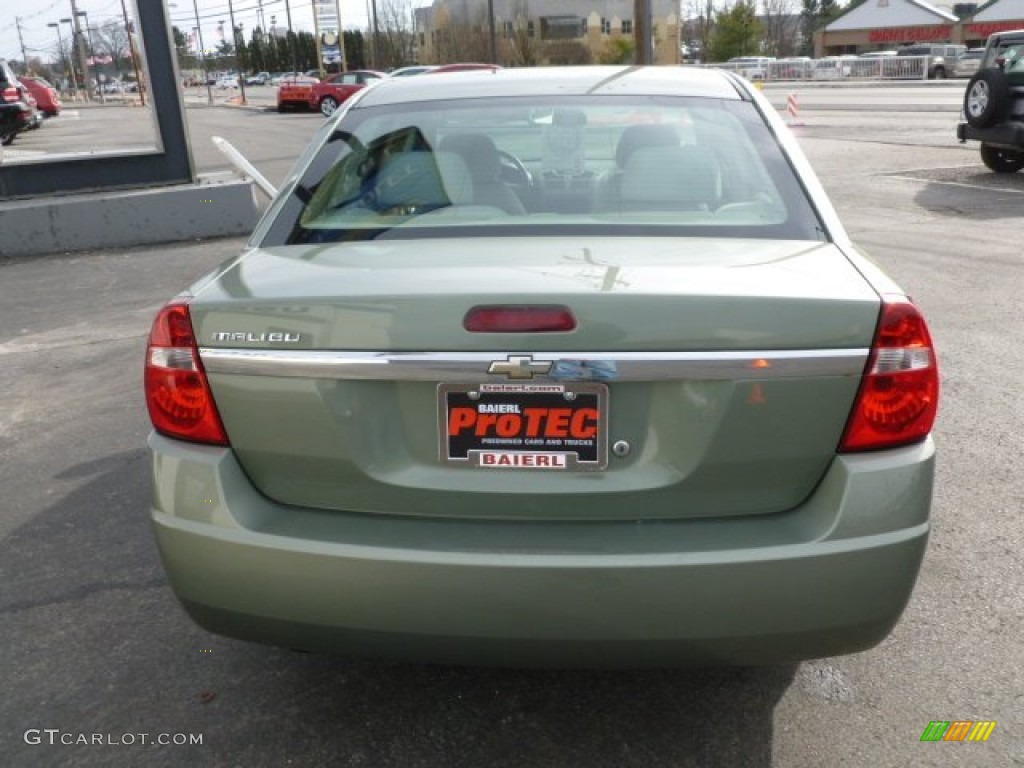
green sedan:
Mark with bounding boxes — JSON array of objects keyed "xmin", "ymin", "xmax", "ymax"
[{"xmin": 145, "ymin": 66, "xmax": 939, "ymax": 667}]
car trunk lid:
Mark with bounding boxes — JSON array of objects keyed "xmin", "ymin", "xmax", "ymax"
[{"xmin": 192, "ymin": 237, "xmax": 880, "ymax": 521}]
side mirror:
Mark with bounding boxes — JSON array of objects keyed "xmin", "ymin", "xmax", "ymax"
[{"xmin": 996, "ymin": 55, "xmax": 1007, "ymax": 70}]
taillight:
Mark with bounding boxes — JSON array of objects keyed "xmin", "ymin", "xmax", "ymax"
[
  {"xmin": 2, "ymin": 85, "xmax": 18, "ymax": 103},
  {"xmin": 840, "ymin": 296, "xmax": 938, "ymax": 452},
  {"xmin": 464, "ymin": 305, "xmax": 577, "ymax": 333},
  {"xmin": 144, "ymin": 298, "xmax": 229, "ymax": 446}
]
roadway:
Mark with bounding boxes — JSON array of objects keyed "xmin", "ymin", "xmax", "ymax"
[{"xmin": 0, "ymin": 80, "xmax": 970, "ymax": 167}]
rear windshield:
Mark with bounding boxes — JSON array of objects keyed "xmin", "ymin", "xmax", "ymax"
[{"xmin": 259, "ymin": 95, "xmax": 825, "ymax": 245}]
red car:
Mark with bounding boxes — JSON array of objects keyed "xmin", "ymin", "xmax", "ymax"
[
  {"xmin": 19, "ymin": 76, "xmax": 61, "ymax": 117},
  {"xmin": 309, "ymin": 70, "xmax": 384, "ymax": 116},
  {"xmin": 276, "ymin": 74, "xmax": 320, "ymax": 112}
]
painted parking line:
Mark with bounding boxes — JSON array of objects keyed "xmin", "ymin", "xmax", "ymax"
[{"xmin": 1, "ymin": 149, "xmax": 48, "ymax": 159}]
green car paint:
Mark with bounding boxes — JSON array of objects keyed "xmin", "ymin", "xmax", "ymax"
[
  {"xmin": 150, "ymin": 433, "xmax": 932, "ymax": 666},
  {"xmin": 146, "ymin": 66, "xmax": 936, "ymax": 666}
]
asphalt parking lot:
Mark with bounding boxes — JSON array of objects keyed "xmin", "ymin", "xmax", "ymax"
[{"xmin": 1, "ymin": 93, "xmax": 1022, "ymax": 767}]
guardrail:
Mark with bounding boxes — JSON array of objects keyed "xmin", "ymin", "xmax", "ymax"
[{"xmin": 707, "ymin": 56, "xmax": 931, "ymax": 82}]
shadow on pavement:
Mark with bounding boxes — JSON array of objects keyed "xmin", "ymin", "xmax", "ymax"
[
  {"xmin": 910, "ymin": 166, "xmax": 1024, "ymax": 221},
  {"xmin": 2, "ymin": 452, "xmax": 797, "ymax": 768}
]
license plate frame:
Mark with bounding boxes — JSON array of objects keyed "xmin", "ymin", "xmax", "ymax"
[{"xmin": 439, "ymin": 382, "xmax": 609, "ymax": 471}]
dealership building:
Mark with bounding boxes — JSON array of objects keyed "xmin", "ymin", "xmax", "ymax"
[{"xmin": 818, "ymin": 0, "xmax": 1024, "ymax": 55}]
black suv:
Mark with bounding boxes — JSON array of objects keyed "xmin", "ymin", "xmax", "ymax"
[
  {"xmin": 957, "ymin": 29, "xmax": 1024, "ymax": 173},
  {"xmin": 0, "ymin": 58, "xmax": 39, "ymax": 147}
]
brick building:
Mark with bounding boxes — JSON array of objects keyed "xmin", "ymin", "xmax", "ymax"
[{"xmin": 820, "ymin": 0, "xmax": 1024, "ymax": 54}]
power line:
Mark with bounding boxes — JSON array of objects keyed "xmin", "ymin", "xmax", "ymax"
[
  {"xmin": 11, "ymin": 0, "xmax": 63, "ymax": 23},
  {"xmin": 168, "ymin": 0, "xmax": 288, "ymax": 26}
]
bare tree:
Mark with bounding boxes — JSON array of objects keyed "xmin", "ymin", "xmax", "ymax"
[
  {"xmin": 376, "ymin": 0, "xmax": 418, "ymax": 68},
  {"xmin": 682, "ymin": 0, "xmax": 716, "ymax": 61},
  {"xmin": 93, "ymin": 19, "xmax": 130, "ymax": 75},
  {"xmin": 760, "ymin": 0, "xmax": 801, "ymax": 58},
  {"xmin": 433, "ymin": 3, "xmax": 491, "ymax": 64},
  {"xmin": 505, "ymin": 0, "xmax": 540, "ymax": 67}
]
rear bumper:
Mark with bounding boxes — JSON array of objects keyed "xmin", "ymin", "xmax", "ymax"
[
  {"xmin": 957, "ymin": 119, "xmax": 1024, "ymax": 148},
  {"xmin": 150, "ymin": 433, "xmax": 933, "ymax": 666},
  {"xmin": 277, "ymin": 89, "xmax": 314, "ymax": 108}
]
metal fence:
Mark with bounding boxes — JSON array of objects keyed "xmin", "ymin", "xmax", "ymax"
[{"xmin": 706, "ymin": 56, "xmax": 931, "ymax": 82}]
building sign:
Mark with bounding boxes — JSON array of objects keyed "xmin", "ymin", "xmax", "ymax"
[
  {"xmin": 966, "ymin": 21, "xmax": 1024, "ymax": 38},
  {"xmin": 313, "ymin": 0, "xmax": 340, "ymax": 31},
  {"xmin": 313, "ymin": 0, "xmax": 345, "ymax": 67},
  {"xmin": 869, "ymin": 25, "xmax": 952, "ymax": 43}
]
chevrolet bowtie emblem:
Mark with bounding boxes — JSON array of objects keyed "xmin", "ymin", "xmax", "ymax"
[{"xmin": 487, "ymin": 355, "xmax": 553, "ymax": 380}]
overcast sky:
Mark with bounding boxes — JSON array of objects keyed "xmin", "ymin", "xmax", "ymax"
[{"xmin": 2, "ymin": 1, "xmax": 426, "ymax": 66}]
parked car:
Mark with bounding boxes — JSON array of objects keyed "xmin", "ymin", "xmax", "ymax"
[
  {"xmin": 812, "ymin": 55, "xmax": 858, "ymax": 80},
  {"xmin": 216, "ymin": 74, "xmax": 239, "ymax": 89},
  {"xmin": 13, "ymin": 81, "xmax": 42, "ymax": 130},
  {"xmin": 0, "ymin": 60, "xmax": 41, "ymax": 144},
  {"xmin": 145, "ymin": 66, "xmax": 939, "ymax": 667},
  {"xmin": 270, "ymin": 71, "xmax": 305, "ymax": 85},
  {"xmin": 957, "ymin": 29, "xmax": 1024, "ymax": 172},
  {"xmin": 309, "ymin": 69, "xmax": 385, "ymax": 116},
  {"xmin": 952, "ymin": 47, "xmax": 986, "ymax": 78},
  {"xmin": 19, "ymin": 75, "xmax": 61, "ymax": 117},
  {"xmin": 896, "ymin": 43, "xmax": 965, "ymax": 79},
  {"xmin": 726, "ymin": 55, "xmax": 775, "ymax": 81},
  {"xmin": 771, "ymin": 56, "xmax": 812, "ymax": 79},
  {"xmin": 275, "ymin": 74, "xmax": 320, "ymax": 111},
  {"xmin": 246, "ymin": 71, "xmax": 271, "ymax": 85},
  {"xmin": 0, "ymin": 101, "xmax": 20, "ymax": 146},
  {"xmin": 108, "ymin": 79, "xmax": 141, "ymax": 93},
  {"xmin": 388, "ymin": 65, "xmax": 438, "ymax": 77},
  {"xmin": 426, "ymin": 62, "xmax": 503, "ymax": 74}
]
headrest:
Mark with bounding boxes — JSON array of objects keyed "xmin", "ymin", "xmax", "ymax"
[
  {"xmin": 438, "ymin": 133, "xmax": 501, "ymax": 183},
  {"xmin": 372, "ymin": 151, "xmax": 473, "ymax": 210},
  {"xmin": 615, "ymin": 124, "xmax": 680, "ymax": 169}
]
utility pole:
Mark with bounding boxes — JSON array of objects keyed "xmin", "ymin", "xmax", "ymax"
[
  {"xmin": 372, "ymin": 0, "xmax": 381, "ymax": 69},
  {"xmin": 191, "ymin": 0, "xmax": 213, "ymax": 103},
  {"xmin": 634, "ymin": 0, "xmax": 653, "ymax": 65},
  {"xmin": 334, "ymin": 0, "xmax": 347, "ymax": 71},
  {"xmin": 119, "ymin": 0, "xmax": 145, "ymax": 105},
  {"xmin": 69, "ymin": 0, "xmax": 93, "ymax": 99},
  {"xmin": 487, "ymin": 0, "xmax": 496, "ymax": 64},
  {"xmin": 227, "ymin": 0, "xmax": 248, "ymax": 104},
  {"xmin": 284, "ymin": 0, "xmax": 297, "ymax": 73},
  {"xmin": 48, "ymin": 21, "xmax": 78, "ymax": 98},
  {"xmin": 15, "ymin": 18, "xmax": 29, "ymax": 71},
  {"xmin": 311, "ymin": 0, "xmax": 324, "ymax": 75},
  {"xmin": 76, "ymin": 11, "xmax": 106, "ymax": 103}
]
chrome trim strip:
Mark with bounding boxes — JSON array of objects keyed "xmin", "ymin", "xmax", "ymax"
[{"xmin": 198, "ymin": 348, "xmax": 869, "ymax": 382}]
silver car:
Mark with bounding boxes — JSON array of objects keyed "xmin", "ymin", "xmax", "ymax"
[{"xmin": 953, "ymin": 48, "xmax": 986, "ymax": 78}]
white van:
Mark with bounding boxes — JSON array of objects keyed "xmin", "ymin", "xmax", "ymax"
[{"xmin": 726, "ymin": 56, "xmax": 775, "ymax": 81}]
